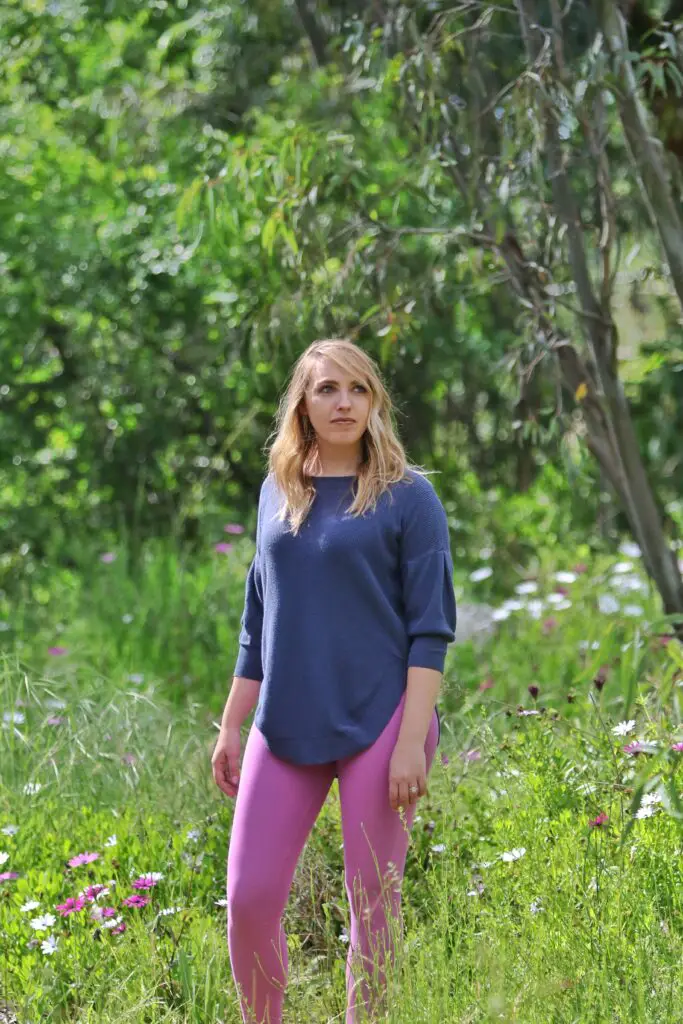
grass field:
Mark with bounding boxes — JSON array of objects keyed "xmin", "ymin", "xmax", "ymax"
[{"xmin": 2, "ymin": 536, "xmax": 683, "ymax": 1023}]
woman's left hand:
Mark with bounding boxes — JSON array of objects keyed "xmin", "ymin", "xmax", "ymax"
[{"xmin": 388, "ymin": 739, "xmax": 427, "ymax": 812}]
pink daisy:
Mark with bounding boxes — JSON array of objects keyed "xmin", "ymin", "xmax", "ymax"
[
  {"xmin": 214, "ymin": 542, "xmax": 233, "ymax": 555},
  {"xmin": 589, "ymin": 812, "xmax": 609, "ymax": 828},
  {"xmin": 68, "ymin": 851, "xmax": 100, "ymax": 868},
  {"xmin": 56, "ymin": 896, "xmax": 87, "ymax": 916},
  {"xmin": 224, "ymin": 524, "xmax": 245, "ymax": 534},
  {"xmin": 0, "ymin": 872, "xmax": 20, "ymax": 882},
  {"xmin": 48, "ymin": 646, "xmax": 69, "ymax": 657},
  {"xmin": 132, "ymin": 874, "xmax": 162, "ymax": 890},
  {"xmin": 122, "ymin": 894, "xmax": 150, "ymax": 908}
]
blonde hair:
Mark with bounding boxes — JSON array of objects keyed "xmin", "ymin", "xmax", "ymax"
[{"xmin": 265, "ymin": 339, "xmax": 431, "ymax": 534}]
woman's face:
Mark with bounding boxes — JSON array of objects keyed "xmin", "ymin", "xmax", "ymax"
[{"xmin": 301, "ymin": 356, "xmax": 372, "ymax": 447}]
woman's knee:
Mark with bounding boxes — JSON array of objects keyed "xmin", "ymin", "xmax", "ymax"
[{"xmin": 227, "ymin": 874, "xmax": 286, "ymax": 926}]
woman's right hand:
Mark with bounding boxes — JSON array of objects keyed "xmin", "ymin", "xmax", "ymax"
[{"xmin": 211, "ymin": 726, "xmax": 242, "ymax": 799}]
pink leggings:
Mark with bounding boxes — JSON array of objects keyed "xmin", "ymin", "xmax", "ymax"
[{"xmin": 226, "ymin": 690, "xmax": 440, "ymax": 1023}]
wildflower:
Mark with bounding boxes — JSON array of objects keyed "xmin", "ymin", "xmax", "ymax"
[
  {"xmin": 573, "ymin": 562, "xmax": 588, "ymax": 574},
  {"xmin": 461, "ymin": 750, "xmax": 481, "ymax": 762},
  {"xmin": 530, "ymin": 898, "xmax": 544, "ymax": 914},
  {"xmin": 47, "ymin": 646, "xmax": 69, "ymax": 656},
  {"xmin": 0, "ymin": 871, "xmax": 19, "ymax": 882},
  {"xmin": 515, "ymin": 581, "xmax": 538, "ymax": 595},
  {"xmin": 479, "ymin": 547, "xmax": 493, "ymax": 560},
  {"xmin": 121, "ymin": 753, "xmax": 136, "ymax": 765},
  {"xmin": 215, "ymin": 542, "xmax": 234, "ymax": 555},
  {"xmin": 122, "ymin": 893, "xmax": 150, "ymax": 908},
  {"xmin": 68, "ymin": 851, "xmax": 100, "ymax": 868},
  {"xmin": 41, "ymin": 935, "xmax": 59, "ymax": 955},
  {"xmin": 30, "ymin": 913, "xmax": 57, "ymax": 931},
  {"xmin": 127, "ymin": 673, "xmax": 144, "ymax": 684},
  {"xmin": 623, "ymin": 605, "xmax": 645, "ymax": 618},
  {"xmin": 598, "ymin": 594, "xmax": 620, "ymax": 614},
  {"xmin": 635, "ymin": 804, "xmax": 656, "ymax": 820},
  {"xmin": 501, "ymin": 599, "xmax": 525, "ymax": 612},
  {"xmin": 550, "ymin": 587, "xmax": 569, "ymax": 599},
  {"xmin": 20, "ymin": 900, "xmax": 40, "ymax": 914},
  {"xmin": 555, "ymin": 571, "xmax": 577, "ymax": 584},
  {"xmin": 224, "ymin": 524, "xmax": 245, "ymax": 534},
  {"xmin": 214, "ymin": 897, "xmax": 228, "ymax": 908},
  {"xmin": 23, "ymin": 782, "xmax": 42, "ymax": 795},
  {"xmin": 588, "ymin": 812, "xmax": 609, "ymax": 828},
  {"xmin": 525, "ymin": 599, "xmax": 544, "ymax": 620},
  {"xmin": 478, "ymin": 677, "xmax": 494, "ymax": 692},
  {"xmin": 500, "ymin": 847, "xmax": 526, "ymax": 862},
  {"xmin": 3, "ymin": 711, "xmax": 25, "ymax": 724},
  {"xmin": 111, "ymin": 921, "xmax": 127, "ymax": 934},
  {"xmin": 612, "ymin": 720, "xmax": 636, "ymax": 737},
  {"xmin": 122, "ymin": 614, "xmax": 134, "ymax": 624},
  {"xmin": 469, "ymin": 566, "xmax": 493, "ymax": 582},
  {"xmin": 613, "ymin": 561, "xmax": 634, "ymax": 574},
  {"xmin": 619, "ymin": 542, "xmax": 641, "ymax": 558},
  {"xmin": 0, "ymin": 852, "xmax": 8, "ymax": 865},
  {"xmin": 1, "ymin": 825, "xmax": 18, "ymax": 836},
  {"xmin": 46, "ymin": 716, "xmax": 65, "ymax": 726},
  {"xmin": 623, "ymin": 741, "xmax": 646, "ymax": 755},
  {"xmin": 431, "ymin": 843, "xmax": 447, "ymax": 853},
  {"xmin": 466, "ymin": 880, "xmax": 485, "ymax": 896},
  {"xmin": 492, "ymin": 607, "xmax": 511, "ymax": 621},
  {"xmin": 671, "ymin": 742, "xmax": 683, "ymax": 752},
  {"xmin": 45, "ymin": 698, "xmax": 66, "ymax": 709},
  {"xmin": 80, "ymin": 884, "xmax": 110, "ymax": 901},
  {"xmin": 101, "ymin": 915, "xmax": 124, "ymax": 929},
  {"xmin": 542, "ymin": 617, "xmax": 558, "ymax": 634},
  {"xmin": 159, "ymin": 906, "xmax": 182, "ymax": 916},
  {"xmin": 100, "ymin": 552, "xmax": 117, "ymax": 563},
  {"xmin": 517, "ymin": 709, "xmax": 540, "ymax": 717},
  {"xmin": 56, "ymin": 897, "xmax": 86, "ymax": 916},
  {"xmin": 104, "ymin": 835, "xmax": 117, "ymax": 847},
  {"xmin": 528, "ymin": 684, "xmax": 539, "ymax": 700},
  {"xmin": 440, "ymin": 753, "xmax": 450, "ymax": 766},
  {"xmin": 186, "ymin": 828, "xmax": 201, "ymax": 842},
  {"xmin": 131, "ymin": 872, "xmax": 163, "ymax": 890}
]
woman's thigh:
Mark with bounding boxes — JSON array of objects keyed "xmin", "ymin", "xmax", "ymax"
[
  {"xmin": 336, "ymin": 692, "xmax": 439, "ymax": 900},
  {"xmin": 227, "ymin": 725, "xmax": 336, "ymax": 911}
]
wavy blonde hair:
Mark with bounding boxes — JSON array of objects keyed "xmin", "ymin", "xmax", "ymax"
[{"xmin": 265, "ymin": 339, "xmax": 431, "ymax": 534}]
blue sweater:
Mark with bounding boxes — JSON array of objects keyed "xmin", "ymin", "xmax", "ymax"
[{"xmin": 233, "ymin": 468, "xmax": 457, "ymax": 765}]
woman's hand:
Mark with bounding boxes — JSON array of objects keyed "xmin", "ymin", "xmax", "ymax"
[
  {"xmin": 211, "ymin": 726, "xmax": 242, "ymax": 799},
  {"xmin": 388, "ymin": 739, "xmax": 427, "ymax": 812}
]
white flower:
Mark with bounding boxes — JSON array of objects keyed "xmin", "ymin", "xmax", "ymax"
[
  {"xmin": 479, "ymin": 547, "xmax": 493, "ymax": 560},
  {"xmin": 339, "ymin": 927, "xmax": 350, "ymax": 943},
  {"xmin": 598, "ymin": 594, "xmax": 620, "ymax": 614},
  {"xmin": 635, "ymin": 805, "xmax": 656, "ymax": 819},
  {"xmin": 547, "ymin": 593, "xmax": 571, "ymax": 606},
  {"xmin": 553, "ymin": 598, "xmax": 572, "ymax": 611},
  {"xmin": 612, "ymin": 561, "xmax": 634, "ymax": 574},
  {"xmin": 127, "ymin": 673, "xmax": 144, "ymax": 684},
  {"xmin": 611, "ymin": 575, "xmax": 648, "ymax": 593},
  {"xmin": 500, "ymin": 847, "xmax": 526, "ymax": 862},
  {"xmin": 431, "ymin": 843, "xmax": 446, "ymax": 853},
  {"xmin": 122, "ymin": 614, "xmax": 134, "ymax": 624},
  {"xmin": 104, "ymin": 835, "xmax": 117, "ymax": 847},
  {"xmin": 41, "ymin": 935, "xmax": 59, "ymax": 955},
  {"xmin": 1, "ymin": 825, "xmax": 18, "ymax": 836},
  {"xmin": 30, "ymin": 913, "xmax": 56, "ymax": 931},
  {"xmin": 555, "ymin": 571, "xmax": 577, "ymax": 584},
  {"xmin": 472, "ymin": 861, "xmax": 495, "ymax": 869},
  {"xmin": 515, "ymin": 581, "xmax": 538, "ymax": 595},
  {"xmin": 159, "ymin": 906, "xmax": 183, "ymax": 916},
  {"xmin": 518, "ymin": 709, "xmax": 540, "ymax": 717},
  {"xmin": 45, "ymin": 698, "xmax": 66, "ymax": 710},
  {"xmin": 530, "ymin": 898, "xmax": 544, "ymax": 914},
  {"xmin": 492, "ymin": 608, "xmax": 511, "ymax": 622},
  {"xmin": 3, "ymin": 711, "xmax": 25, "ymax": 724},
  {"xmin": 502, "ymin": 599, "xmax": 525, "ymax": 612},
  {"xmin": 469, "ymin": 567, "xmax": 493, "ymax": 582},
  {"xmin": 612, "ymin": 719, "xmax": 636, "ymax": 736},
  {"xmin": 525, "ymin": 599, "xmax": 544, "ymax": 620},
  {"xmin": 186, "ymin": 828, "xmax": 201, "ymax": 842},
  {"xmin": 20, "ymin": 900, "xmax": 41, "ymax": 913},
  {"xmin": 619, "ymin": 542, "xmax": 641, "ymax": 558},
  {"xmin": 642, "ymin": 792, "xmax": 663, "ymax": 807},
  {"xmin": 101, "ymin": 916, "xmax": 123, "ymax": 930},
  {"xmin": 623, "ymin": 605, "xmax": 645, "ymax": 618},
  {"xmin": 0, "ymin": 851, "xmax": 9, "ymax": 865},
  {"xmin": 23, "ymin": 782, "xmax": 42, "ymax": 795},
  {"xmin": 214, "ymin": 897, "xmax": 228, "ymax": 908}
]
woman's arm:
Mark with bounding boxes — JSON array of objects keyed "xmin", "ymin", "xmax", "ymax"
[{"xmin": 395, "ymin": 665, "xmax": 442, "ymax": 748}]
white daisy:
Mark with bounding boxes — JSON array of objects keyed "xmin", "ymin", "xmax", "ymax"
[
  {"xmin": 515, "ymin": 581, "xmax": 538, "ymax": 595},
  {"xmin": 30, "ymin": 913, "xmax": 56, "ymax": 931},
  {"xmin": 469, "ymin": 567, "xmax": 493, "ymax": 583},
  {"xmin": 41, "ymin": 935, "xmax": 59, "ymax": 955},
  {"xmin": 500, "ymin": 847, "xmax": 526, "ymax": 862},
  {"xmin": 20, "ymin": 900, "xmax": 40, "ymax": 913},
  {"xmin": 598, "ymin": 594, "xmax": 620, "ymax": 614},
  {"xmin": 619, "ymin": 542, "xmax": 641, "ymax": 558},
  {"xmin": 2, "ymin": 825, "xmax": 19, "ymax": 836},
  {"xmin": 612, "ymin": 720, "xmax": 636, "ymax": 736},
  {"xmin": 555, "ymin": 571, "xmax": 577, "ymax": 584}
]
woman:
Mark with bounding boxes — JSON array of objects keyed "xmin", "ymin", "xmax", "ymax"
[{"xmin": 212, "ymin": 338, "xmax": 457, "ymax": 1023}]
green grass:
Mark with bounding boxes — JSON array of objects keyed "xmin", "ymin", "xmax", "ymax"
[{"xmin": 2, "ymin": 537, "xmax": 683, "ymax": 1023}]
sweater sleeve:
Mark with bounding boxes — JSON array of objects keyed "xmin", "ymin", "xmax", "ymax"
[
  {"xmin": 233, "ymin": 479, "xmax": 266, "ymax": 682},
  {"xmin": 400, "ymin": 477, "xmax": 457, "ymax": 672}
]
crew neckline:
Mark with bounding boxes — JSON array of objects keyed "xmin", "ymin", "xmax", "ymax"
[{"xmin": 311, "ymin": 474, "xmax": 357, "ymax": 480}]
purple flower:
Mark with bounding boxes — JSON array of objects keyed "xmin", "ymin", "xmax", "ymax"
[
  {"xmin": 224, "ymin": 524, "xmax": 245, "ymax": 534},
  {"xmin": 131, "ymin": 874, "xmax": 162, "ymax": 890},
  {"xmin": 440, "ymin": 753, "xmax": 449, "ymax": 766},
  {"xmin": 671, "ymin": 742, "xmax": 683, "ymax": 752},
  {"xmin": 56, "ymin": 896, "xmax": 87, "ymax": 916},
  {"xmin": 46, "ymin": 716, "xmax": 65, "ymax": 726},
  {"xmin": 112, "ymin": 921, "xmax": 127, "ymax": 933},
  {"xmin": 623, "ymin": 741, "xmax": 646, "ymax": 755},
  {"xmin": 101, "ymin": 906, "xmax": 118, "ymax": 918},
  {"xmin": 214, "ymin": 542, "xmax": 234, "ymax": 555},
  {"xmin": 68, "ymin": 851, "xmax": 100, "ymax": 868},
  {"xmin": 0, "ymin": 872, "xmax": 20, "ymax": 882},
  {"xmin": 100, "ymin": 552, "xmax": 117, "ymax": 564},
  {"xmin": 48, "ymin": 646, "xmax": 69, "ymax": 657},
  {"xmin": 528, "ymin": 684, "xmax": 539, "ymax": 700},
  {"xmin": 461, "ymin": 749, "xmax": 481, "ymax": 762},
  {"xmin": 122, "ymin": 894, "xmax": 150, "ymax": 908},
  {"xmin": 82, "ymin": 884, "xmax": 108, "ymax": 901},
  {"xmin": 589, "ymin": 812, "xmax": 609, "ymax": 829},
  {"xmin": 121, "ymin": 753, "xmax": 136, "ymax": 765}
]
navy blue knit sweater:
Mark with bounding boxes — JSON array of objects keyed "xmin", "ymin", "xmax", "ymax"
[{"xmin": 233, "ymin": 468, "xmax": 457, "ymax": 765}]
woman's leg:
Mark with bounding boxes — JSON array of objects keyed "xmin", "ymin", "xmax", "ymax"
[
  {"xmin": 226, "ymin": 725, "xmax": 335, "ymax": 1024},
  {"xmin": 336, "ymin": 692, "xmax": 439, "ymax": 1023}
]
